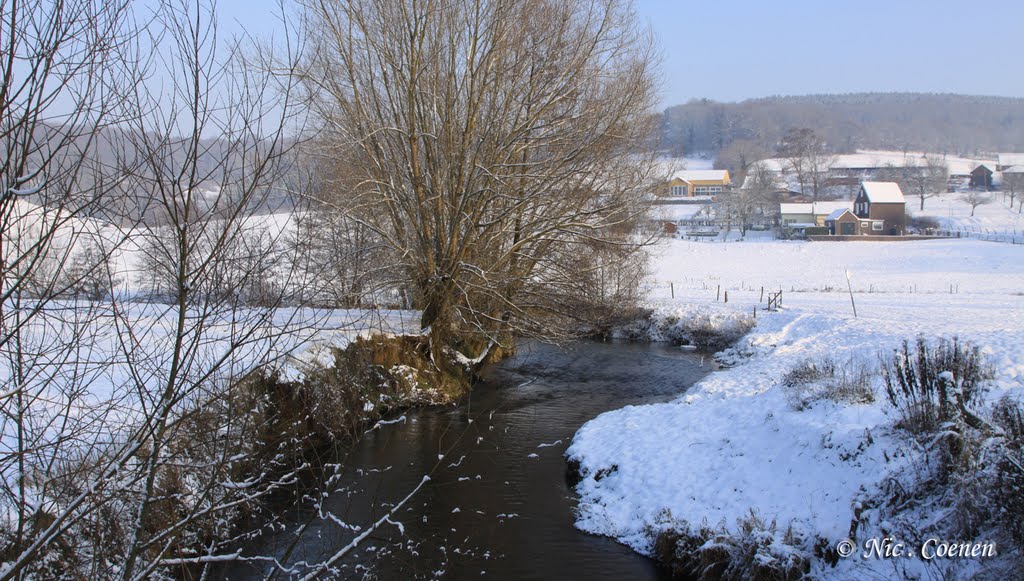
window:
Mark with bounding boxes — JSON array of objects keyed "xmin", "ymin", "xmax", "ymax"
[
  {"xmin": 671, "ymin": 185, "xmax": 686, "ymax": 196},
  {"xmin": 872, "ymin": 221, "xmax": 884, "ymax": 231}
]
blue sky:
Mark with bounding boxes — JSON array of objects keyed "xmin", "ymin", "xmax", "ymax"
[
  {"xmin": 638, "ymin": 0, "xmax": 1024, "ymax": 107},
  {"xmin": 218, "ymin": 0, "xmax": 1024, "ymax": 109}
]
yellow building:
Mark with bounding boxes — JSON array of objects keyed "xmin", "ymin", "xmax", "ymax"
[{"xmin": 665, "ymin": 170, "xmax": 731, "ymax": 197}]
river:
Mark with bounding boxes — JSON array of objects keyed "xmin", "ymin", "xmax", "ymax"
[{"xmin": 239, "ymin": 340, "xmax": 711, "ymax": 579}]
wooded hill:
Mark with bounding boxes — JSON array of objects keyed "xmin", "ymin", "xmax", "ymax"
[{"xmin": 661, "ymin": 93, "xmax": 1024, "ymax": 167}]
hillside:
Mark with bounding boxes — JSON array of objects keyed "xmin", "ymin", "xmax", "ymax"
[{"xmin": 661, "ymin": 93, "xmax": 1024, "ymax": 167}]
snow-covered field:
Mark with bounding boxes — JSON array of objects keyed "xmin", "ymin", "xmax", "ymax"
[
  {"xmin": 914, "ymin": 191, "xmax": 1024, "ymax": 240},
  {"xmin": 567, "ymin": 237, "xmax": 1024, "ymax": 578}
]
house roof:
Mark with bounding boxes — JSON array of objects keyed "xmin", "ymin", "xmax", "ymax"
[
  {"xmin": 779, "ymin": 203, "xmax": 812, "ymax": 215},
  {"xmin": 860, "ymin": 181, "xmax": 905, "ymax": 204},
  {"xmin": 739, "ymin": 174, "xmax": 790, "ymax": 191},
  {"xmin": 811, "ymin": 201, "xmax": 854, "ymax": 215},
  {"xmin": 779, "ymin": 201, "xmax": 854, "ymax": 216},
  {"xmin": 825, "ymin": 208, "xmax": 854, "ymax": 221},
  {"xmin": 972, "ymin": 163, "xmax": 994, "ymax": 174},
  {"xmin": 1002, "ymin": 165, "xmax": 1024, "ymax": 174},
  {"xmin": 752, "ymin": 150, "xmax": 990, "ymax": 177},
  {"xmin": 672, "ymin": 170, "xmax": 730, "ymax": 183},
  {"xmin": 998, "ymin": 153, "xmax": 1024, "ymax": 167}
]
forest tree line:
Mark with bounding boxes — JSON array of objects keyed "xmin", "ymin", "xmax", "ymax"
[{"xmin": 661, "ymin": 93, "xmax": 1024, "ymax": 172}]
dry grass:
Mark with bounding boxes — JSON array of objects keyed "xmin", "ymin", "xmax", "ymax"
[
  {"xmin": 649, "ymin": 509, "xmax": 809, "ymax": 581},
  {"xmin": 782, "ymin": 356, "xmax": 875, "ymax": 411}
]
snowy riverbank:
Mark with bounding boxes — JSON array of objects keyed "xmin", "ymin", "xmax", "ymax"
[{"xmin": 567, "ymin": 238, "xmax": 1024, "ymax": 578}]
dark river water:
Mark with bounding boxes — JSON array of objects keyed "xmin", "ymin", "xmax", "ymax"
[{"xmin": 236, "ymin": 340, "xmax": 710, "ymax": 580}]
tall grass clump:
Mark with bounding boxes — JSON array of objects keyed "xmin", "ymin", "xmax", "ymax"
[
  {"xmin": 881, "ymin": 337, "xmax": 993, "ymax": 435},
  {"xmin": 782, "ymin": 355, "xmax": 875, "ymax": 410}
]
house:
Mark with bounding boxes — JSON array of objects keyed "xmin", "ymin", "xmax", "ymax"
[
  {"xmin": 997, "ymin": 153, "xmax": 1024, "ymax": 171},
  {"xmin": 779, "ymin": 203, "xmax": 815, "ymax": 229},
  {"xmin": 665, "ymin": 170, "xmax": 731, "ymax": 198},
  {"xmin": 853, "ymin": 181, "xmax": 905, "ymax": 235},
  {"xmin": 779, "ymin": 201, "xmax": 853, "ymax": 227},
  {"xmin": 778, "ymin": 201, "xmax": 854, "ymax": 237},
  {"xmin": 970, "ymin": 164, "xmax": 994, "ymax": 190},
  {"xmin": 825, "ymin": 208, "xmax": 860, "ymax": 236}
]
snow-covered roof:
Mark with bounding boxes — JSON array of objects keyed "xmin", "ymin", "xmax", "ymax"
[
  {"xmin": 973, "ymin": 163, "xmax": 994, "ymax": 173},
  {"xmin": 751, "ymin": 150, "xmax": 990, "ymax": 177},
  {"xmin": 740, "ymin": 174, "xmax": 790, "ymax": 191},
  {"xmin": 832, "ymin": 150, "xmax": 990, "ymax": 176},
  {"xmin": 779, "ymin": 203, "xmax": 812, "ymax": 215},
  {"xmin": 749, "ymin": 158, "xmax": 788, "ymax": 173},
  {"xmin": 825, "ymin": 208, "xmax": 854, "ymax": 221},
  {"xmin": 998, "ymin": 153, "xmax": 1024, "ymax": 167},
  {"xmin": 1002, "ymin": 165, "xmax": 1024, "ymax": 174},
  {"xmin": 779, "ymin": 201, "xmax": 853, "ymax": 216},
  {"xmin": 860, "ymin": 181, "xmax": 905, "ymax": 204},
  {"xmin": 650, "ymin": 203, "xmax": 707, "ymax": 221},
  {"xmin": 672, "ymin": 170, "xmax": 729, "ymax": 183},
  {"xmin": 811, "ymin": 201, "xmax": 854, "ymax": 215}
]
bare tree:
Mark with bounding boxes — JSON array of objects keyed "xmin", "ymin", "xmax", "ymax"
[
  {"xmin": 877, "ymin": 156, "xmax": 949, "ymax": 211},
  {"xmin": 962, "ymin": 190, "xmax": 992, "ymax": 217},
  {"xmin": 0, "ymin": 0, "xmax": 339, "ymax": 578},
  {"xmin": 288, "ymin": 142, "xmax": 402, "ymax": 308},
  {"xmin": 1003, "ymin": 171, "xmax": 1024, "ymax": 210},
  {"xmin": 745, "ymin": 163, "xmax": 783, "ymax": 227},
  {"xmin": 904, "ymin": 156, "xmax": 949, "ymax": 212},
  {"xmin": 716, "ymin": 164, "xmax": 781, "ymax": 237},
  {"xmin": 0, "ymin": 0, "xmax": 146, "ymax": 574},
  {"xmin": 777, "ymin": 127, "xmax": 834, "ymax": 200},
  {"xmin": 714, "ymin": 138, "xmax": 769, "ymax": 178},
  {"xmin": 300, "ymin": 0, "xmax": 660, "ymax": 359}
]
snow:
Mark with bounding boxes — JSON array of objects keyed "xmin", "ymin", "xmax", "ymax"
[
  {"xmin": 648, "ymin": 203, "xmax": 709, "ymax": 222},
  {"xmin": 671, "ymin": 169, "xmax": 729, "ymax": 182},
  {"xmin": 831, "ymin": 150, "xmax": 991, "ymax": 177},
  {"xmin": 755, "ymin": 150, "xmax": 994, "ymax": 178},
  {"xmin": 780, "ymin": 201, "xmax": 853, "ymax": 216},
  {"xmin": 914, "ymin": 191, "xmax": 1024, "ymax": 239},
  {"xmin": 860, "ymin": 181, "xmax": 905, "ymax": 204},
  {"xmin": 825, "ymin": 208, "xmax": 852, "ymax": 221},
  {"xmin": 567, "ymin": 236, "xmax": 1024, "ymax": 577},
  {"xmin": 997, "ymin": 153, "xmax": 1024, "ymax": 168}
]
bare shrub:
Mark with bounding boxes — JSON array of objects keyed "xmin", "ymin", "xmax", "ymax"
[
  {"xmin": 908, "ymin": 214, "xmax": 940, "ymax": 234},
  {"xmin": 782, "ymin": 356, "xmax": 874, "ymax": 410},
  {"xmin": 613, "ymin": 308, "xmax": 756, "ymax": 351},
  {"xmin": 882, "ymin": 337, "xmax": 993, "ymax": 435},
  {"xmin": 254, "ymin": 335, "xmax": 467, "ymax": 457},
  {"xmin": 992, "ymin": 397, "xmax": 1024, "ymax": 549},
  {"xmin": 649, "ymin": 509, "xmax": 809, "ymax": 580}
]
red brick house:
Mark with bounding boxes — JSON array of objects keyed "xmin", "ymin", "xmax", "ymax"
[{"xmin": 853, "ymin": 181, "xmax": 906, "ymax": 235}]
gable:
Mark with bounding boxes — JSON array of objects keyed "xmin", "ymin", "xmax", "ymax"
[{"xmin": 826, "ymin": 208, "xmax": 855, "ymax": 221}]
